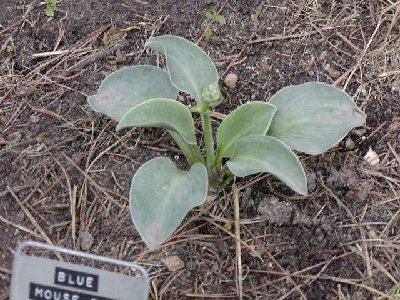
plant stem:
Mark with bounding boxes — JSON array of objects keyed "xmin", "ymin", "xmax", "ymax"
[
  {"xmin": 200, "ymin": 110, "xmax": 215, "ymax": 172},
  {"xmin": 168, "ymin": 130, "xmax": 205, "ymax": 165},
  {"xmin": 216, "ymin": 165, "xmax": 235, "ymax": 190},
  {"xmin": 214, "ymin": 151, "xmax": 223, "ymax": 168}
]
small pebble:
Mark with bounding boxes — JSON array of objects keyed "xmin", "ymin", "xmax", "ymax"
[
  {"xmin": 224, "ymin": 73, "xmax": 238, "ymax": 89},
  {"xmin": 79, "ymin": 231, "xmax": 94, "ymax": 251},
  {"xmin": 161, "ymin": 256, "xmax": 185, "ymax": 272},
  {"xmin": 364, "ymin": 148, "xmax": 379, "ymax": 166}
]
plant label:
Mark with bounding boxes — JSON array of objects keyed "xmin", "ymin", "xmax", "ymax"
[{"xmin": 10, "ymin": 241, "xmax": 149, "ymax": 300}]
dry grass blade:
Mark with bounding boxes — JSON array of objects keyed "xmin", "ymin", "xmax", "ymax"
[
  {"xmin": 233, "ymin": 185, "xmax": 243, "ymax": 300},
  {"xmin": 0, "ymin": 215, "xmax": 41, "ymax": 239}
]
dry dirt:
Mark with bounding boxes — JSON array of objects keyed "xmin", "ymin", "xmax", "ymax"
[{"xmin": 1, "ymin": 0, "xmax": 399, "ymax": 299}]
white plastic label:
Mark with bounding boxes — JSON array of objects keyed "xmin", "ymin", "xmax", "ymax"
[{"xmin": 10, "ymin": 241, "xmax": 149, "ymax": 300}]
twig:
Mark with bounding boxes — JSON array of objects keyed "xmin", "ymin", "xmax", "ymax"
[
  {"xmin": 248, "ymin": 26, "xmax": 337, "ymax": 44},
  {"xmin": 66, "ymin": 40, "xmax": 129, "ymax": 74},
  {"xmin": 336, "ymin": 32, "xmax": 361, "ymax": 52},
  {"xmin": 205, "ymin": 218, "xmax": 258, "ymax": 255},
  {"xmin": 50, "ymin": 153, "xmax": 74, "ymax": 243},
  {"xmin": 0, "ymin": 215, "xmax": 41, "ymax": 239},
  {"xmin": 343, "ymin": 17, "xmax": 383, "ymax": 90},
  {"xmin": 379, "ymin": 70, "xmax": 400, "ymax": 77},
  {"xmin": 233, "ymin": 185, "xmax": 243, "ymax": 300},
  {"xmin": 31, "ymin": 47, "xmax": 92, "ymax": 58}
]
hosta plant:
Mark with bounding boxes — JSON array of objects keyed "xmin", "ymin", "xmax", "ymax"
[{"xmin": 88, "ymin": 35, "xmax": 366, "ymax": 250}]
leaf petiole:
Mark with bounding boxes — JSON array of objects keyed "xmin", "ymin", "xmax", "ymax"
[
  {"xmin": 200, "ymin": 109, "xmax": 215, "ymax": 173},
  {"xmin": 168, "ymin": 130, "xmax": 205, "ymax": 165}
]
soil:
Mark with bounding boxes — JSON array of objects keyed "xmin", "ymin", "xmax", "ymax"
[{"xmin": 1, "ymin": 0, "xmax": 399, "ymax": 299}]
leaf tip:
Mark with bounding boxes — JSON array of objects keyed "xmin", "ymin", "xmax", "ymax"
[
  {"xmin": 298, "ymin": 186, "xmax": 309, "ymax": 196},
  {"xmin": 115, "ymin": 123, "xmax": 123, "ymax": 132},
  {"xmin": 143, "ymin": 238, "xmax": 161, "ymax": 251},
  {"xmin": 87, "ymin": 94, "xmax": 98, "ymax": 111},
  {"xmin": 297, "ymin": 169, "xmax": 308, "ymax": 196},
  {"xmin": 290, "ymin": 169, "xmax": 308, "ymax": 196},
  {"xmin": 353, "ymin": 108, "xmax": 367, "ymax": 125}
]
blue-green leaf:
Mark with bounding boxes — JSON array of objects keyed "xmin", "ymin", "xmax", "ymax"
[
  {"xmin": 117, "ymin": 99, "xmax": 197, "ymax": 144},
  {"xmin": 145, "ymin": 35, "xmax": 218, "ymax": 104},
  {"xmin": 87, "ymin": 66, "xmax": 178, "ymax": 121},
  {"xmin": 130, "ymin": 157, "xmax": 208, "ymax": 250},
  {"xmin": 216, "ymin": 101, "xmax": 277, "ymax": 160},
  {"xmin": 227, "ymin": 135, "xmax": 307, "ymax": 195},
  {"xmin": 267, "ymin": 82, "xmax": 366, "ymax": 155}
]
